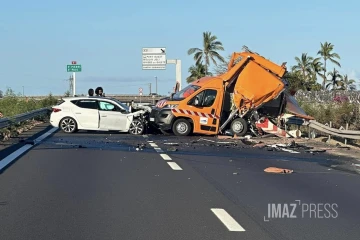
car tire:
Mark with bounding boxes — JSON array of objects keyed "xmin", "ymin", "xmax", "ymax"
[
  {"xmin": 172, "ymin": 119, "xmax": 192, "ymax": 136},
  {"xmin": 129, "ymin": 119, "xmax": 144, "ymax": 135},
  {"xmin": 230, "ymin": 117, "xmax": 248, "ymax": 136},
  {"xmin": 59, "ymin": 117, "xmax": 77, "ymax": 133}
]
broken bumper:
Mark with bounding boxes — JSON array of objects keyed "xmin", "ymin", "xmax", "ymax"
[{"xmin": 149, "ymin": 107, "xmax": 174, "ymax": 131}]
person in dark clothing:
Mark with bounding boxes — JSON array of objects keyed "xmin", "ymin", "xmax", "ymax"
[
  {"xmin": 95, "ymin": 87, "xmax": 104, "ymax": 97},
  {"xmin": 88, "ymin": 88, "xmax": 94, "ymax": 96}
]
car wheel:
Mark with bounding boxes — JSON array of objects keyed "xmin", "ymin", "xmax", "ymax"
[
  {"xmin": 172, "ymin": 119, "xmax": 192, "ymax": 136},
  {"xmin": 230, "ymin": 118, "xmax": 248, "ymax": 136},
  {"xmin": 60, "ymin": 117, "xmax": 77, "ymax": 133},
  {"xmin": 129, "ymin": 119, "xmax": 144, "ymax": 135}
]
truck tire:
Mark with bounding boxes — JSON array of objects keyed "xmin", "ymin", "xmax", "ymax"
[
  {"xmin": 172, "ymin": 119, "xmax": 192, "ymax": 136},
  {"xmin": 230, "ymin": 118, "xmax": 248, "ymax": 136}
]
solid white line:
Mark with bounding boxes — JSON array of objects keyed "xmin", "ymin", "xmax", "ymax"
[
  {"xmin": 160, "ymin": 154, "xmax": 172, "ymax": 160},
  {"xmin": 211, "ymin": 208, "xmax": 245, "ymax": 232},
  {"xmin": 34, "ymin": 127, "xmax": 58, "ymax": 143},
  {"xmin": 0, "ymin": 145, "xmax": 33, "ymax": 171},
  {"xmin": 0, "ymin": 127, "xmax": 58, "ymax": 171},
  {"xmin": 154, "ymin": 147, "xmax": 164, "ymax": 153},
  {"xmin": 147, "ymin": 141, "xmax": 153, "ymax": 143},
  {"xmin": 167, "ymin": 162, "xmax": 182, "ymax": 170},
  {"xmin": 149, "ymin": 143, "xmax": 158, "ymax": 147}
]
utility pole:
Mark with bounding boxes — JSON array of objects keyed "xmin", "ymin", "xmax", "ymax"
[
  {"xmin": 155, "ymin": 76, "xmax": 158, "ymax": 95},
  {"xmin": 149, "ymin": 83, "xmax": 152, "ymax": 94}
]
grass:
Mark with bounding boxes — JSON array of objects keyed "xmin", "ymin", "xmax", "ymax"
[{"xmin": 0, "ymin": 88, "xmax": 58, "ymax": 118}]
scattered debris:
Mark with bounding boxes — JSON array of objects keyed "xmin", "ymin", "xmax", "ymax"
[
  {"xmin": 233, "ymin": 172, "xmax": 239, "ymax": 175},
  {"xmin": 163, "ymin": 143, "xmax": 179, "ymax": 146},
  {"xmin": 167, "ymin": 147, "xmax": 178, "ymax": 152},
  {"xmin": 264, "ymin": 167, "xmax": 294, "ymax": 174}
]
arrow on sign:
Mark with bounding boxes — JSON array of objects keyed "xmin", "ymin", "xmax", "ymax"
[{"xmin": 161, "ymin": 49, "xmax": 165, "ymax": 53}]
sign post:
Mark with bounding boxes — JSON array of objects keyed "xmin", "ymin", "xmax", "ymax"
[
  {"xmin": 139, "ymin": 87, "xmax": 143, "ymax": 103},
  {"xmin": 67, "ymin": 61, "xmax": 82, "ymax": 96}
]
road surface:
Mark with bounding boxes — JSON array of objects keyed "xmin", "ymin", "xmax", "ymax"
[{"xmin": 0, "ymin": 126, "xmax": 359, "ymax": 239}]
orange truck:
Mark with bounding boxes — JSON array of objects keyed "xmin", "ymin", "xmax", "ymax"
[{"xmin": 149, "ymin": 49, "xmax": 310, "ymax": 136}]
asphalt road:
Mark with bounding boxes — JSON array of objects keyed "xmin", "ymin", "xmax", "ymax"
[{"xmin": 0, "ymin": 127, "xmax": 360, "ymax": 240}]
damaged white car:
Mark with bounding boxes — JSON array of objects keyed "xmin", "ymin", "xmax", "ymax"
[{"xmin": 50, "ymin": 97, "xmax": 151, "ymax": 135}]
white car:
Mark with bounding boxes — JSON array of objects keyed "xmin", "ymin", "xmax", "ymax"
[{"xmin": 50, "ymin": 97, "xmax": 150, "ymax": 134}]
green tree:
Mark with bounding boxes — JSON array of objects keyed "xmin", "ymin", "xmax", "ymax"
[
  {"xmin": 187, "ymin": 31, "xmax": 225, "ymax": 74},
  {"xmin": 186, "ymin": 63, "xmax": 212, "ymax": 83},
  {"xmin": 64, "ymin": 90, "xmax": 71, "ymax": 97},
  {"xmin": 310, "ymin": 57, "xmax": 324, "ymax": 83},
  {"xmin": 339, "ymin": 74, "xmax": 357, "ymax": 90},
  {"xmin": 291, "ymin": 53, "xmax": 314, "ymax": 82},
  {"xmin": 317, "ymin": 42, "xmax": 341, "ymax": 90},
  {"xmin": 326, "ymin": 68, "xmax": 342, "ymax": 90}
]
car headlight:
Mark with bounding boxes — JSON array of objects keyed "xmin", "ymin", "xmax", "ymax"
[{"xmin": 163, "ymin": 104, "xmax": 178, "ymax": 109}]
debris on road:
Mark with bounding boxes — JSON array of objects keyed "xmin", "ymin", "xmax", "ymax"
[
  {"xmin": 163, "ymin": 142, "xmax": 179, "ymax": 146},
  {"xmin": 167, "ymin": 147, "xmax": 178, "ymax": 152},
  {"xmin": 264, "ymin": 167, "xmax": 294, "ymax": 174}
]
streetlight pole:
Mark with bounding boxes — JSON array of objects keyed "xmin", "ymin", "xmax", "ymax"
[{"xmin": 155, "ymin": 76, "xmax": 158, "ymax": 95}]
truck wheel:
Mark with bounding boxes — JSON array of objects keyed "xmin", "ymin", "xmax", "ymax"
[
  {"xmin": 230, "ymin": 118, "xmax": 248, "ymax": 136},
  {"xmin": 172, "ymin": 119, "xmax": 192, "ymax": 136}
]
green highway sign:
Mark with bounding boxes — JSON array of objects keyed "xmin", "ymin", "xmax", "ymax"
[{"xmin": 67, "ymin": 64, "xmax": 82, "ymax": 72}]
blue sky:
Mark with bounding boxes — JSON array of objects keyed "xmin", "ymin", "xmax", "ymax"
[{"xmin": 0, "ymin": 0, "xmax": 359, "ymax": 96}]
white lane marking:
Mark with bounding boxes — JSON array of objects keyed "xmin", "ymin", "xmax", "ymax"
[
  {"xmin": 154, "ymin": 147, "xmax": 164, "ymax": 153},
  {"xmin": 0, "ymin": 145, "xmax": 33, "ymax": 171},
  {"xmin": 149, "ymin": 143, "xmax": 158, "ymax": 147},
  {"xmin": 34, "ymin": 127, "xmax": 58, "ymax": 143},
  {"xmin": 211, "ymin": 208, "xmax": 245, "ymax": 232},
  {"xmin": 167, "ymin": 162, "xmax": 182, "ymax": 170},
  {"xmin": 147, "ymin": 141, "xmax": 153, "ymax": 143},
  {"xmin": 160, "ymin": 154, "xmax": 172, "ymax": 160},
  {"xmin": 143, "ymin": 135, "xmax": 148, "ymax": 138},
  {"xmin": 0, "ymin": 127, "xmax": 58, "ymax": 171}
]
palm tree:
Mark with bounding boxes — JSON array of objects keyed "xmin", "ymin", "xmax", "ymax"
[
  {"xmin": 291, "ymin": 53, "xmax": 313, "ymax": 82},
  {"xmin": 187, "ymin": 31, "xmax": 225, "ymax": 75},
  {"xmin": 310, "ymin": 57, "xmax": 324, "ymax": 82},
  {"xmin": 186, "ymin": 63, "xmax": 212, "ymax": 83},
  {"xmin": 339, "ymin": 74, "xmax": 357, "ymax": 90},
  {"xmin": 213, "ymin": 54, "xmax": 232, "ymax": 75},
  {"xmin": 326, "ymin": 68, "xmax": 342, "ymax": 90},
  {"xmin": 317, "ymin": 42, "xmax": 341, "ymax": 90}
]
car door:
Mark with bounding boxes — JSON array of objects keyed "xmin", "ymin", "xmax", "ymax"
[
  {"xmin": 71, "ymin": 99, "xmax": 100, "ymax": 129},
  {"xmin": 98, "ymin": 100, "xmax": 129, "ymax": 131},
  {"xmin": 187, "ymin": 89, "xmax": 221, "ymax": 134}
]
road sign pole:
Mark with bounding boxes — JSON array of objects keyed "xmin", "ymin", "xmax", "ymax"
[
  {"xmin": 72, "ymin": 72, "xmax": 76, "ymax": 96},
  {"xmin": 167, "ymin": 59, "xmax": 182, "ymax": 90}
]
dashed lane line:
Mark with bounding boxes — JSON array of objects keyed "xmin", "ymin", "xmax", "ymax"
[
  {"xmin": 160, "ymin": 154, "xmax": 172, "ymax": 160},
  {"xmin": 146, "ymin": 140, "xmax": 182, "ymax": 170},
  {"xmin": 167, "ymin": 162, "xmax": 183, "ymax": 170},
  {"xmin": 211, "ymin": 208, "xmax": 246, "ymax": 232}
]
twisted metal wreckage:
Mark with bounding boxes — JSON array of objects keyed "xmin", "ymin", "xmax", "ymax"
[{"xmin": 149, "ymin": 47, "xmax": 360, "ymax": 140}]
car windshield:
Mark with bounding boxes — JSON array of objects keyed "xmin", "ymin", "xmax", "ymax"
[
  {"xmin": 110, "ymin": 98, "xmax": 130, "ymax": 112},
  {"xmin": 172, "ymin": 85, "xmax": 201, "ymax": 100}
]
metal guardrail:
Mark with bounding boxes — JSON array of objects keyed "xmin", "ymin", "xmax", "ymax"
[
  {"xmin": 0, "ymin": 108, "xmax": 50, "ymax": 129},
  {"xmin": 304, "ymin": 120, "xmax": 360, "ymax": 140}
]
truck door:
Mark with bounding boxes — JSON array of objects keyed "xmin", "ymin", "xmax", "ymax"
[{"xmin": 187, "ymin": 88, "xmax": 222, "ymax": 135}]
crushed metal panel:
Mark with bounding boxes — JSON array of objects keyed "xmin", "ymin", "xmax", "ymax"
[
  {"xmin": 233, "ymin": 61, "xmax": 285, "ymax": 111},
  {"xmin": 285, "ymin": 92, "xmax": 314, "ymax": 120}
]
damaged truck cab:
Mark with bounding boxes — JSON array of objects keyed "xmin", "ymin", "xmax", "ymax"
[{"xmin": 150, "ymin": 50, "xmax": 289, "ymax": 136}]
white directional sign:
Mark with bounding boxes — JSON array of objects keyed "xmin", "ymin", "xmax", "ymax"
[
  {"xmin": 139, "ymin": 87, "xmax": 143, "ymax": 96},
  {"xmin": 142, "ymin": 47, "xmax": 166, "ymax": 70}
]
